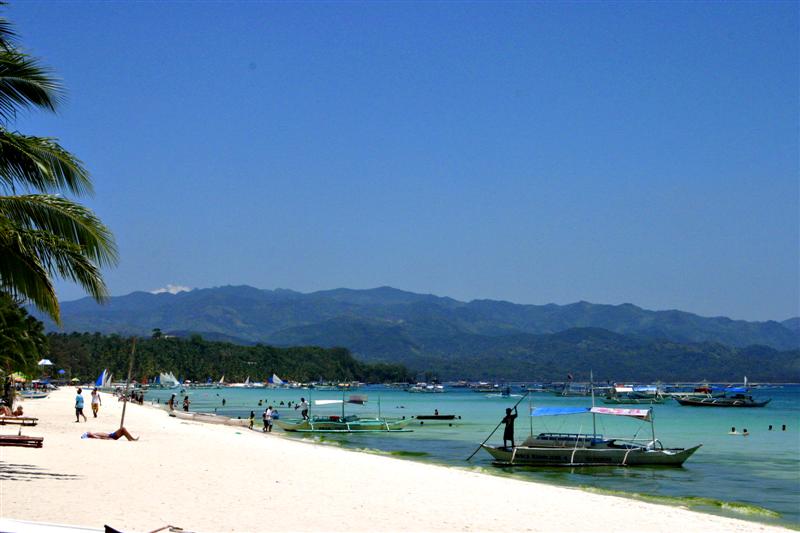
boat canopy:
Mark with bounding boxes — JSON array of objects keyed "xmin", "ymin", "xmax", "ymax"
[
  {"xmin": 530, "ymin": 407, "xmax": 588, "ymax": 417},
  {"xmin": 314, "ymin": 395, "xmax": 368, "ymax": 406},
  {"xmin": 591, "ymin": 407, "xmax": 652, "ymax": 421},
  {"xmin": 713, "ymin": 386, "xmax": 747, "ymax": 393},
  {"xmin": 531, "ymin": 406, "xmax": 652, "ymax": 421}
]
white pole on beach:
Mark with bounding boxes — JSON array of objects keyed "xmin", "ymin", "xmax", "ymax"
[{"xmin": 119, "ymin": 337, "xmax": 136, "ymax": 429}]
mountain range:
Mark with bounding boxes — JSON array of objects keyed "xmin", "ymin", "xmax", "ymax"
[{"xmin": 39, "ymin": 285, "xmax": 800, "ymax": 380}]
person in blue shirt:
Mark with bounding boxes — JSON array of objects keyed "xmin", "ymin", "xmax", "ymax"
[{"xmin": 75, "ymin": 388, "xmax": 87, "ymax": 422}]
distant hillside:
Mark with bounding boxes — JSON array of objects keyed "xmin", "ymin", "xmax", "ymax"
[
  {"xmin": 268, "ymin": 319, "xmax": 800, "ymax": 382},
  {"xmin": 34, "ymin": 285, "xmax": 800, "ymax": 380},
  {"xmin": 782, "ymin": 317, "xmax": 800, "ymax": 333},
  {"xmin": 43, "ymin": 285, "xmax": 799, "ymax": 351}
]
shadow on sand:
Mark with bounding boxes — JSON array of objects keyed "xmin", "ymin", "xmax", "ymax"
[{"xmin": 0, "ymin": 461, "xmax": 82, "ymax": 481}]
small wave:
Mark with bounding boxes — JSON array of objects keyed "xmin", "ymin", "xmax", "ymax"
[
  {"xmin": 389, "ymin": 450, "xmax": 430, "ymax": 457},
  {"xmin": 582, "ymin": 487, "xmax": 781, "ymax": 519}
]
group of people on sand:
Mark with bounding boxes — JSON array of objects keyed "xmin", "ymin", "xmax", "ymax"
[
  {"xmin": 166, "ymin": 393, "xmax": 190, "ymax": 412},
  {"xmin": 74, "ymin": 387, "xmax": 104, "ymax": 421},
  {"xmin": 74, "ymin": 386, "xmax": 140, "ymax": 442}
]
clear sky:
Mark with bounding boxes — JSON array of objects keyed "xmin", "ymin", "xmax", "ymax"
[{"xmin": 10, "ymin": 1, "xmax": 799, "ymax": 321}]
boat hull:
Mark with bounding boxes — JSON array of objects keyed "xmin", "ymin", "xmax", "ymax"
[
  {"xmin": 675, "ymin": 397, "xmax": 770, "ymax": 407},
  {"xmin": 602, "ymin": 397, "xmax": 665, "ymax": 405},
  {"xmin": 170, "ymin": 411, "xmax": 249, "ymax": 427},
  {"xmin": 481, "ymin": 443, "xmax": 701, "ymax": 467},
  {"xmin": 415, "ymin": 414, "xmax": 457, "ymax": 420},
  {"xmin": 275, "ymin": 416, "xmax": 411, "ymax": 433}
]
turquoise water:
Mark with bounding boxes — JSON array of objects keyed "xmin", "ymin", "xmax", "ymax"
[{"xmin": 146, "ymin": 385, "xmax": 800, "ymax": 528}]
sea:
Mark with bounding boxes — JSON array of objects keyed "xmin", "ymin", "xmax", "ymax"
[{"xmin": 144, "ymin": 384, "xmax": 800, "ymax": 529}]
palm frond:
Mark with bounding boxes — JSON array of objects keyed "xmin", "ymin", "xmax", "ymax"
[
  {"xmin": 0, "ymin": 130, "xmax": 91, "ymax": 195},
  {"xmin": 0, "ymin": 221, "xmax": 59, "ymax": 322},
  {"xmin": 0, "ymin": 194, "xmax": 118, "ymax": 266},
  {"xmin": 0, "ymin": 13, "xmax": 17, "ymax": 52},
  {"xmin": 0, "ymin": 49, "xmax": 60, "ymax": 122}
]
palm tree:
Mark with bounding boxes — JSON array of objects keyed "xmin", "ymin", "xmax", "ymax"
[
  {"xmin": 0, "ymin": 292, "xmax": 46, "ymax": 407},
  {"xmin": 0, "ymin": 9, "xmax": 117, "ymax": 323}
]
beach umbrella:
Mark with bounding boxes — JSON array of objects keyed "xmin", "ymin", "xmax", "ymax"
[
  {"xmin": 58, "ymin": 369, "xmax": 66, "ymax": 375},
  {"xmin": 70, "ymin": 377, "xmax": 80, "ymax": 382},
  {"xmin": 11, "ymin": 372, "xmax": 28, "ymax": 382},
  {"xmin": 37, "ymin": 359, "xmax": 54, "ymax": 366}
]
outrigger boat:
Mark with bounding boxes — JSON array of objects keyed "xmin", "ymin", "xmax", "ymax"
[
  {"xmin": 675, "ymin": 393, "xmax": 770, "ymax": 407},
  {"xmin": 603, "ymin": 386, "xmax": 665, "ymax": 405},
  {"xmin": 274, "ymin": 394, "xmax": 412, "ymax": 433},
  {"xmin": 481, "ymin": 406, "xmax": 701, "ymax": 467},
  {"xmin": 169, "ymin": 410, "xmax": 249, "ymax": 427}
]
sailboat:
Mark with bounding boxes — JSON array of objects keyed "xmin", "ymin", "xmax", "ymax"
[
  {"xmin": 158, "ymin": 372, "xmax": 180, "ymax": 388},
  {"xmin": 274, "ymin": 394, "xmax": 412, "ymax": 433}
]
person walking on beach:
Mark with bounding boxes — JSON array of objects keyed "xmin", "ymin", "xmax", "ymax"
[
  {"xmin": 91, "ymin": 388, "xmax": 102, "ymax": 418},
  {"xmin": 75, "ymin": 388, "xmax": 87, "ymax": 422},
  {"xmin": 167, "ymin": 393, "xmax": 176, "ymax": 411},
  {"xmin": 249, "ymin": 410, "xmax": 255, "ymax": 429},
  {"xmin": 501, "ymin": 406, "xmax": 518, "ymax": 449},
  {"xmin": 183, "ymin": 396, "xmax": 190, "ymax": 412},
  {"xmin": 297, "ymin": 397, "xmax": 309, "ymax": 420}
]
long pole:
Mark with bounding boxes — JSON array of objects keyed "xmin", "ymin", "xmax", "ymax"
[
  {"xmin": 466, "ymin": 391, "xmax": 529, "ymax": 461},
  {"xmin": 591, "ymin": 370, "xmax": 596, "ymax": 439},
  {"xmin": 119, "ymin": 337, "xmax": 136, "ymax": 429},
  {"xmin": 529, "ymin": 391, "xmax": 533, "ymax": 437}
]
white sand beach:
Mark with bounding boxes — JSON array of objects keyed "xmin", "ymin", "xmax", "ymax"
[{"xmin": 0, "ymin": 388, "xmax": 790, "ymax": 533}]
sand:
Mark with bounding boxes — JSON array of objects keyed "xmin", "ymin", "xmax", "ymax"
[{"xmin": 0, "ymin": 388, "xmax": 790, "ymax": 533}]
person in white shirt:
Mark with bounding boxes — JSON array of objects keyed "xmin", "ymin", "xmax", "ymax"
[
  {"xmin": 263, "ymin": 406, "xmax": 274, "ymax": 432},
  {"xmin": 91, "ymin": 388, "xmax": 102, "ymax": 418},
  {"xmin": 297, "ymin": 398, "xmax": 309, "ymax": 420}
]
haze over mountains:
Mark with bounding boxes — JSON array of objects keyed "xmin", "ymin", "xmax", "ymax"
[{"xmin": 39, "ymin": 286, "xmax": 799, "ymax": 381}]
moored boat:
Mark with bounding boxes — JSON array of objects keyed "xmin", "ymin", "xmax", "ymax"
[
  {"xmin": 603, "ymin": 386, "xmax": 666, "ymax": 404},
  {"xmin": 170, "ymin": 410, "xmax": 249, "ymax": 427},
  {"xmin": 675, "ymin": 393, "xmax": 770, "ymax": 407},
  {"xmin": 275, "ymin": 394, "xmax": 412, "ymax": 433},
  {"xmin": 481, "ymin": 406, "xmax": 701, "ymax": 467},
  {"xmin": 415, "ymin": 414, "xmax": 457, "ymax": 420},
  {"xmin": 275, "ymin": 415, "xmax": 411, "ymax": 433},
  {"xmin": 18, "ymin": 391, "xmax": 49, "ymax": 399}
]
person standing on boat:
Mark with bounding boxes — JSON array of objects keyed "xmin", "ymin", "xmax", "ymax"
[
  {"xmin": 501, "ymin": 406, "xmax": 518, "ymax": 449},
  {"xmin": 298, "ymin": 397, "xmax": 309, "ymax": 420},
  {"xmin": 74, "ymin": 388, "xmax": 87, "ymax": 423}
]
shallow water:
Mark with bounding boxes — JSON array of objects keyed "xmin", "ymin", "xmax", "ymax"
[{"xmin": 146, "ymin": 385, "xmax": 800, "ymax": 528}]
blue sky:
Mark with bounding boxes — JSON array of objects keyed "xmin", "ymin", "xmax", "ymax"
[{"xmin": 10, "ymin": 1, "xmax": 798, "ymax": 321}]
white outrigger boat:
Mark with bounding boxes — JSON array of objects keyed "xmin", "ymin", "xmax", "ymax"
[
  {"xmin": 481, "ymin": 405, "xmax": 701, "ymax": 467},
  {"xmin": 274, "ymin": 394, "xmax": 412, "ymax": 433},
  {"xmin": 169, "ymin": 410, "xmax": 249, "ymax": 427}
]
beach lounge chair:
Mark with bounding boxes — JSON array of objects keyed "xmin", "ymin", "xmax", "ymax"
[
  {"xmin": 0, "ymin": 416, "xmax": 38, "ymax": 427},
  {"xmin": 0, "ymin": 434, "xmax": 43, "ymax": 448}
]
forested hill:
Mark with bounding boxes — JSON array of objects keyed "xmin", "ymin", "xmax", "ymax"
[
  {"xmin": 46, "ymin": 333, "xmax": 411, "ymax": 384},
  {"xmin": 42, "ymin": 285, "xmax": 799, "ymax": 350}
]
